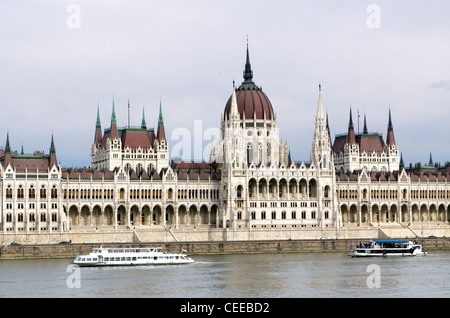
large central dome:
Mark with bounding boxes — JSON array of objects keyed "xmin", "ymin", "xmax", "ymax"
[{"xmin": 224, "ymin": 46, "xmax": 274, "ymax": 121}]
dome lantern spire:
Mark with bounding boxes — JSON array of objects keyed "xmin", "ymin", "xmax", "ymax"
[{"xmin": 243, "ymin": 39, "xmax": 253, "ymax": 83}]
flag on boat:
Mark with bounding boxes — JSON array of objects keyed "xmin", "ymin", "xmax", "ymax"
[{"xmin": 181, "ymin": 248, "xmax": 188, "ymax": 253}]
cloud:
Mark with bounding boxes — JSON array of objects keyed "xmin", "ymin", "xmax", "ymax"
[{"xmin": 430, "ymin": 80, "xmax": 450, "ymax": 91}]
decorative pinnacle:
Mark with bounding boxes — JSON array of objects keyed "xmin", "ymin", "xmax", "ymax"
[
  {"xmin": 243, "ymin": 41, "xmax": 253, "ymax": 83},
  {"xmin": 158, "ymin": 98, "xmax": 164, "ymax": 126}
]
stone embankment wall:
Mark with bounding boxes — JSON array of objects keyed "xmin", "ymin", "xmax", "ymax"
[{"xmin": 1, "ymin": 238, "xmax": 449, "ymax": 260}]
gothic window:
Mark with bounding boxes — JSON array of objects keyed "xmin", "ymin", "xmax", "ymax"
[
  {"xmin": 6, "ymin": 185, "xmax": 12, "ymax": 199},
  {"xmin": 136, "ymin": 163, "xmax": 143, "ymax": 176},
  {"xmin": 324, "ymin": 185, "xmax": 330, "ymax": 198},
  {"xmin": 258, "ymin": 143, "xmax": 263, "ymax": 163},
  {"xmin": 147, "ymin": 163, "xmax": 154, "ymax": 175},
  {"xmin": 17, "ymin": 185, "xmax": 24, "ymax": 199},
  {"xmin": 236, "ymin": 185, "xmax": 243, "ymax": 198},
  {"xmin": 247, "ymin": 143, "xmax": 253, "ymax": 164},
  {"xmin": 40, "ymin": 185, "xmax": 46, "ymax": 199}
]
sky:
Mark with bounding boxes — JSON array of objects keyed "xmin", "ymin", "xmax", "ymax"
[{"xmin": 1, "ymin": 0, "xmax": 449, "ymax": 168}]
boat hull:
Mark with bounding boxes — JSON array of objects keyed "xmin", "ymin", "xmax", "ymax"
[
  {"xmin": 348, "ymin": 250, "xmax": 427, "ymax": 257},
  {"xmin": 74, "ymin": 259, "xmax": 195, "ymax": 267}
]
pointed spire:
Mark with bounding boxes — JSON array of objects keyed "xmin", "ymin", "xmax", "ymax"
[
  {"xmin": 157, "ymin": 98, "xmax": 166, "ymax": 141},
  {"xmin": 429, "ymin": 152, "xmax": 433, "ymax": 166},
  {"xmin": 348, "ymin": 107, "xmax": 354, "ymax": 131},
  {"xmin": 158, "ymin": 98, "xmax": 164, "ymax": 126},
  {"xmin": 363, "ymin": 113, "xmax": 368, "ymax": 134},
  {"xmin": 50, "ymin": 133, "xmax": 56, "ymax": 154},
  {"xmin": 21, "ymin": 143, "xmax": 24, "ymax": 155},
  {"xmin": 5, "ymin": 131, "xmax": 11, "ymax": 153},
  {"xmin": 111, "ymin": 97, "xmax": 117, "ymax": 125},
  {"xmin": 94, "ymin": 103, "xmax": 103, "ymax": 146},
  {"xmin": 243, "ymin": 39, "xmax": 253, "ymax": 83},
  {"xmin": 400, "ymin": 152, "xmax": 404, "ymax": 169},
  {"xmin": 347, "ymin": 107, "xmax": 356, "ymax": 145},
  {"xmin": 388, "ymin": 108, "xmax": 393, "ymax": 131},
  {"xmin": 4, "ymin": 131, "xmax": 12, "ymax": 167},
  {"xmin": 49, "ymin": 133, "xmax": 57, "ymax": 168},
  {"xmin": 110, "ymin": 98, "xmax": 118, "ymax": 140},
  {"xmin": 96, "ymin": 103, "xmax": 101, "ymax": 128},
  {"xmin": 316, "ymin": 84, "xmax": 325, "ymax": 120},
  {"xmin": 141, "ymin": 104, "xmax": 147, "ymax": 129},
  {"xmin": 386, "ymin": 109, "xmax": 396, "ymax": 146}
]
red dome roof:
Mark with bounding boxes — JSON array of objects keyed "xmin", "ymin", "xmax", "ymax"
[
  {"xmin": 223, "ymin": 45, "xmax": 274, "ymax": 121},
  {"xmin": 224, "ymin": 82, "xmax": 274, "ymax": 120}
]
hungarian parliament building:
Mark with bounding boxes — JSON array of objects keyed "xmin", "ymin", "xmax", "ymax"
[{"xmin": 2, "ymin": 47, "xmax": 450, "ymax": 237}]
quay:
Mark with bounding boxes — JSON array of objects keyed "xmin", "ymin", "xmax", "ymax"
[{"xmin": 1, "ymin": 237, "xmax": 450, "ymax": 260}]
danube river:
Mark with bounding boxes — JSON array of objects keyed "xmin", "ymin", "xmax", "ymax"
[{"xmin": 0, "ymin": 251, "xmax": 449, "ymax": 298}]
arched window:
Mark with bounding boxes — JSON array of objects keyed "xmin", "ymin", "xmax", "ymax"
[
  {"xmin": 6, "ymin": 185, "xmax": 12, "ymax": 199},
  {"xmin": 247, "ymin": 143, "xmax": 253, "ymax": 164},
  {"xmin": 147, "ymin": 163, "xmax": 154, "ymax": 175},
  {"xmin": 237, "ymin": 185, "xmax": 243, "ymax": 198},
  {"xmin": 324, "ymin": 185, "xmax": 330, "ymax": 198},
  {"xmin": 136, "ymin": 163, "xmax": 143, "ymax": 176},
  {"xmin": 17, "ymin": 185, "xmax": 24, "ymax": 199},
  {"xmin": 29, "ymin": 185, "xmax": 35, "ymax": 199},
  {"xmin": 40, "ymin": 185, "xmax": 47, "ymax": 199}
]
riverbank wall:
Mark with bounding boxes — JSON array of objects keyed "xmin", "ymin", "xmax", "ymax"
[{"xmin": 1, "ymin": 237, "xmax": 450, "ymax": 260}]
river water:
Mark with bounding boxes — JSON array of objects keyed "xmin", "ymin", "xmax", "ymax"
[{"xmin": 0, "ymin": 251, "xmax": 449, "ymax": 298}]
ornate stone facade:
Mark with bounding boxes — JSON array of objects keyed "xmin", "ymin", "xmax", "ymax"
[{"xmin": 1, "ymin": 46, "xmax": 449, "ymax": 239}]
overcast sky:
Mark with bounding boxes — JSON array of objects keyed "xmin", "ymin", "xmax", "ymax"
[{"xmin": 1, "ymin": 0, "xmax": 449, "ymax": 168}]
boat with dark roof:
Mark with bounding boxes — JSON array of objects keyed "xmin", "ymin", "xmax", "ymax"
[{"xmin": 348, "ymin": 240, "xmax": 427, "ymax": 257}]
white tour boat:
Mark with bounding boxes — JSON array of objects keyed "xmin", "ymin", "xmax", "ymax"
[
  {"xmin": 73, "ymin": 247, "xmax": 194, "ymax": 267},
  {"xmin": 348, "ymin": 240, "xmax": 427, "ymax": 257}
]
